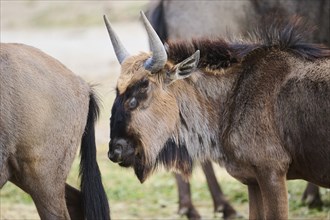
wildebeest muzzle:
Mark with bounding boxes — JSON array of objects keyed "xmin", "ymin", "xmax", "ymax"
[{"xmin": 108, "ymin": 138, "xmax": 135, "ymax": 166}]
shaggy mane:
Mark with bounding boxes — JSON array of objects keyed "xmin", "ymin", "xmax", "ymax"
[
  {"xmin": 167, "ymin": 38, "xmax": 238, "ymax": 70},
  {"xmin": 167, "ymin": 16, "xmax": 330, "ymax": 70}
]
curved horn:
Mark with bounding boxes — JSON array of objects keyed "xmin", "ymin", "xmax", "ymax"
[
  {"xmin": 103, "ymin": 15, "xmax": 130, "ymax": 64},
  {"xmin": 140, "ymin": 11, "xmax": 167, "ymax": 73}
]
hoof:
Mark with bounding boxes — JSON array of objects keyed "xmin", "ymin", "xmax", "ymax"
[
  {"xmin": 224, "ymin": 212, "xmax": 245, "ymax": 220},
  {"xmin": 178, "ymin": 205, "xmax": 201, "ymax": 220},
  {"xmin": 222, "ymin": 204, "xmax": 239, "ymax": 220},
  {"xmin": 215, "ymin": 204, "xmax": 224, "ymax": 213},
  {"xmin": 178, "ymin": 206, "xmax": 189, "ymax": 215},
  {"xmin": 304, "ymin": 194, "xmax": 323, "ymax": 209}
]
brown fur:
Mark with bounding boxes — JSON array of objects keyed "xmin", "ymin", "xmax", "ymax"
[
  {"xmin": 148, "ymin": 0, "xmax": 329, "ymax": 46},
  {"xmin": 146, "ymin": 0, "xmax": 329, "ymax": 216},
  {"xmin": 109, "ymin": 17, "xmax": 330, "ymax": 219},
  {"xmin": 0, "ymin": 43, "xmax": 109, "ymax": 220}
]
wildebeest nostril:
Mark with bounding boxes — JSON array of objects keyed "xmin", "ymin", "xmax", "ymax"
[
  {"xmin": 115, "ymin": 144, "xmax": 123, "ymax": 149},
  {"xmin": 115, "ymin": 139, "xmax": 128, "ymax": 148},
  {"xmin": 114, "ymin": 148, "xmax": 122, "ymax": 158},
  {"xmin": 109, "ymin": 138, "xmax": 135, "ymax": 164},
  {"xmin": 109, "ymin": 139, "xmax": 127, "ymax": 162},
  {"xmin": 108, "ymin": 148, "xmax": 122, "ymax": 162}
]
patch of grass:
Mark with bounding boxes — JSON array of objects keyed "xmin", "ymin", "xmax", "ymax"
[
  {"xmin": 0, "ymin": 183, "xmax": 33, "ymax": 204},
  {"xmin": 1, "ymin": 145, "xmax": 329, "ymax": 219},
  {"xmin": 287, "ymin": 180, "xmax": 330, "ymax": 218}
]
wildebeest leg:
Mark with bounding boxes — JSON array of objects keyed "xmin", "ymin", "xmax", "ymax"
[
  {"xmin": 65, "ymin": 184, "xmax": 84, "ymax": 220},
  {"xmin": 0, "ymin": 166, "xmax": 9, "ymax": 188},
  {"xmin": 302, "ymin": 182, "xmax": 323, "ymax": 209},
  {"xmin": 247, "ymin": 184, "xmax": 264, "ymax": 219},
  {"xmin": 0, "ymin": 140, "xmax": 10, "ymax": 188},
  {"xmin": 257, "ymin": 172, "xmax": 288, "ymax": 219},
  {"xmin": 201, "ymin": 160, "xmax": 237, "ymax": 219},
  {"xmin": 0, "ymin": 170, "xmax": 9, "ymax": 188},
  {"xmin": 33, "ymin": 188, "xmax": 70, "ymax": 220},
  {"xmin": 11, "ymin": 177, "xmax": 70, "ymax": 220},
  {"xmin": 0, "ymin": 158, "xmax": 10, "ymax": 188},
  {"xmin": 9, "ymin": 145, "xmax": 73, "ymax": 220},
  {"xmin": 11, "ymin": 175, "xmax": 70, "ymax": 220},
  {"xmin": 174, "ymin": 173, "xmax": 201, "ymax": 220}
]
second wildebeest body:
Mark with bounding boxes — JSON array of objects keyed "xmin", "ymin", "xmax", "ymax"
[
  {"xmin": 106, "ymin": 12, "xmax": 330, "ymax": 219},
  {"xmin": 150, "ymin": 0, "xmax": 329, "ymax": 46},
  {"xmin": 0, "ymin": 43, "xmax": 110, "ymax": 220},
  {"xmin": 147, "ymin": 0, "xmax": 329, "ymax": 211}
]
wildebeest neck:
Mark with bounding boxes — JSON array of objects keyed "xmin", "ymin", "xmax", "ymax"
[{"xmin": 166, "ymin": 68, "xmax": 238, "ymax": 165}]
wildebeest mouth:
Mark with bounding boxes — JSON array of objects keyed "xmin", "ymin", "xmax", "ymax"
[
  {"xmin": 108, "ymin": 138, "xmax": 135, "ymax": 165},
  {"xmin": 109, "ymin": 138, "xmax": 155, "ymax": 183},
  {"xmin": 118, "ymin": 157, "xmax": 135, "ymax": 167}
]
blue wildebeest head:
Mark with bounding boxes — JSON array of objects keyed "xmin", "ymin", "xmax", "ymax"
[{"xmin": 105, "ymin": 12, "xmax": 212, "ymax": 183}]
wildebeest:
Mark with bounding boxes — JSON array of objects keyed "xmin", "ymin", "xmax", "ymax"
[
  {"xmin": 150, "ymin": 0, "xmax": 329, "ymax": 46},
  {"xmin": 0, "ymin": 43, "xmax": 110, "ymax": 220},
  {"xmin": 146, "ymin": 0, "xmax": 329, "ymax": 214},
  {"xmin": 146, "ymin": 2, "xmax": 239, "ymax": 219},
  {"xmin": 105, "ymin": 11, "xmax": 330, "ymax": 219}
]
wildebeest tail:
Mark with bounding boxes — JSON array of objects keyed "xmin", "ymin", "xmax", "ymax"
[{"xmin": 79, "ymin": 91, "xmax": 110, "ymax": 220}]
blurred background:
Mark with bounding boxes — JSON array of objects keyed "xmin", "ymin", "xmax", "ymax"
[{"xmin": 1, "ymin": 1, "xmax": 329, "ymax": 219}]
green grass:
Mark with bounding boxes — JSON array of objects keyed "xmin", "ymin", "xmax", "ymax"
[{"xmin": 1, "ymin": 143, "xmax": 329, "ymax": 219}]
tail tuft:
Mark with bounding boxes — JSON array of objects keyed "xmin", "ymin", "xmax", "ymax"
[{"xmin": 79, "ymin": 91, "xmax": 110, "ymax": 220}]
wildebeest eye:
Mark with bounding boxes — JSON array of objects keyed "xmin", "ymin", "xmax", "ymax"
[{"xmin": 128, "ymin": 97, "xmax": 138, "ymax": 109}]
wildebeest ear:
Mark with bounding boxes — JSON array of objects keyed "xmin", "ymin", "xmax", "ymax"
[{"xmin": 168, "ymin": 50, "xmax": 200, "ymax": 82}]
